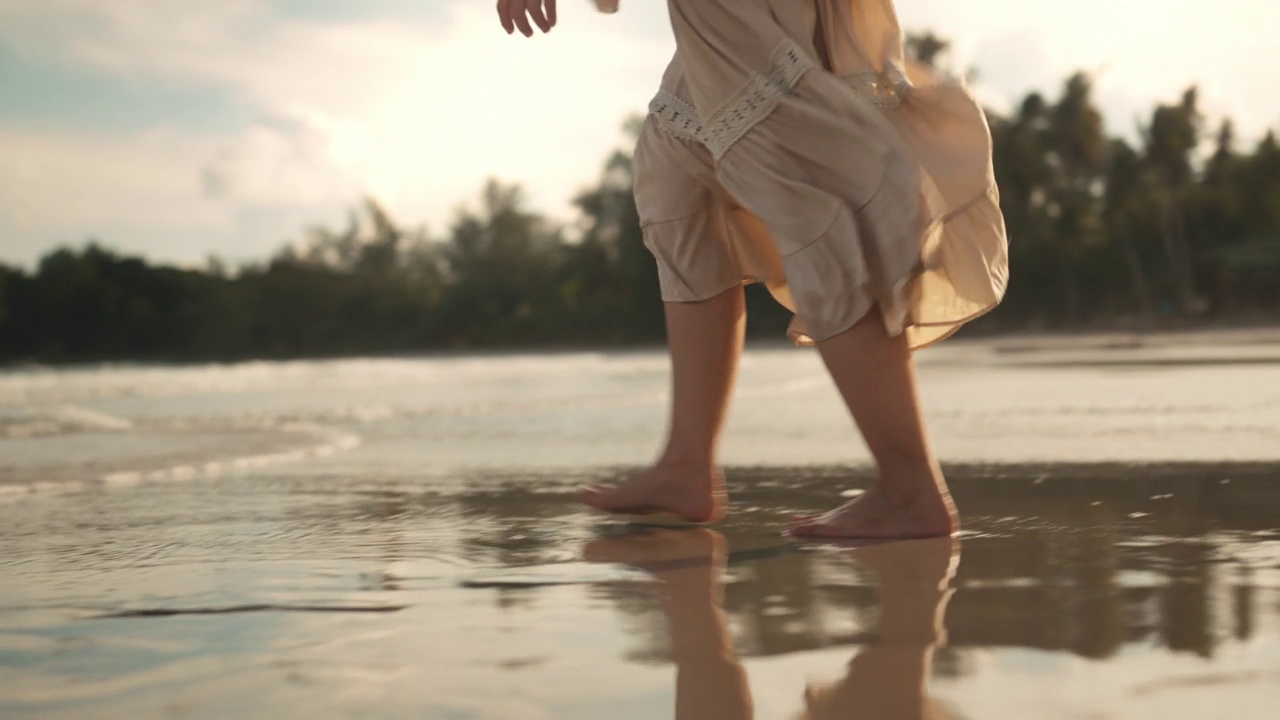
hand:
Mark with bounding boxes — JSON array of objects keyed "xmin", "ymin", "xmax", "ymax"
[{"xmin": 497, "ymin": 0, "xmax": 557, "ymax": 37}]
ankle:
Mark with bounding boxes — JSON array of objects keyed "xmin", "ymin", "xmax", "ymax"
[
  {"xmin": 873, "ymin": 468, "xmax": 946, "ymax": 507},
  {"xmin": 656, "ymin": 450, "xmax": 717, "ymax": 474}
]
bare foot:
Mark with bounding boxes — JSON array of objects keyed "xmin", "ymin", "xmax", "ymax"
[
  {"xmin": 788, "ymin": 482, "xmax": 959, "ymax": 539},
  {"xmin": 578, "ymin": 461, "xmax": 726, "ymax": 524}
]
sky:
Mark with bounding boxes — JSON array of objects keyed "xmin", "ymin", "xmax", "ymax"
[{"xmin": 0, "ymin": 0, "xmax": 1277, "ymax": 268}]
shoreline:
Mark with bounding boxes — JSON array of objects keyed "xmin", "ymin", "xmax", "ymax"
[
  {"xmin": 3, "ymin": 334, "xmax": 1280, "ymax": 496},
  {"xmin": 2, "ymin": 322, "xmax": 1280, "ymax": 372}
]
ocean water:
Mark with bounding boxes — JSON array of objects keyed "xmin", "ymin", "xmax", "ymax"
[{"xmin": 1, "ymin": 330, "xmax": 1279, "ymax": 718}]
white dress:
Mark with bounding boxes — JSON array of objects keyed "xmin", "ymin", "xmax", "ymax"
[{"xmin": 598, "ymin": 0, "xmax": 1009, "ymax": 348}]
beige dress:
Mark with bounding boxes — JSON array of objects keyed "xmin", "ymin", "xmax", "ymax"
[{"xmin": 596, "ymin": 0, "xmax": 1008, "ymax": 348}]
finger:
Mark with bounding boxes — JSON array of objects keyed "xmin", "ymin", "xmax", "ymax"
[
  {"xmin": 546, "ymin": 0, "xmax": 557, "ymax": 28},
  {"xmin": 526, "ymin": 0, "xmax": 551, "ymax": 33},
  {"xmin": 496, "ymin": 0, "xmax": 514, "ymax": 34},
  {"xmin": 511, "ymin": 2, "xmax": 534, "ymax": 37}
]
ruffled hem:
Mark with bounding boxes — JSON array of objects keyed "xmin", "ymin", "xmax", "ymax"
[
  {"xmin": 641, "ymin": 207, "xmax": 743, "ymax": 302},
  {"xmin": 780, "ymin": 183, "xmax": 1007, "ymax": 350},
  {"xmin": 641, "ymin": 181, "xmax": 1008, "ymax": 352}
]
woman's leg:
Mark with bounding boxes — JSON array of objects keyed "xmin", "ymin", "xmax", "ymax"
[
  {"xmin": 579, "ymin": 284, "xmax": 745, "ymax": 523},
  {"xmin": 789, "ymin": 309, "xmax": 959, "ymax": 538}
]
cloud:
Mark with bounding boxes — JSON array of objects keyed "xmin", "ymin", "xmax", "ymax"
[
  {"xmin": 0, "ymin": 124, "xmax": 220, "ymax": 263},
  {"xmin": 899, "ymin": 0, "xmax": 1280, "ymax": 140},
  {"xmin": 0, "ymin": 125, "xmax": 217, "ymax": 234},
  {"xmin": 200, "ymin": 115, "xmax": 369, "ymax": 207},
  {"xmin": 0, "ymin": 0, "xmax": 671, "ymax": 266},
  {"xmin": 0, "ymin": 0, "xmax": 1275, "ymax": 267},
  {"xmin": 0, "ymin": 0, "xmax": 669, "ymax": 201},
  {"xmin": 0, "ymin": 121, "xmax": 356, "ymax": 266},
  {"xmin": 967, "ymin": 28, "xmax": 1057, "ymax": 116}
]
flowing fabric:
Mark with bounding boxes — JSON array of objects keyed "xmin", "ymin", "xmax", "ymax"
[{"xmin": 594, "ymin": 0, "xmax": 1008, "ymax": 348}]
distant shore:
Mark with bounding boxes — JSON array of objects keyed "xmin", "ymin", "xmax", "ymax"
[{"xmin": 3, "ymin": 322, "xmax": 1280, "ymax": 372}]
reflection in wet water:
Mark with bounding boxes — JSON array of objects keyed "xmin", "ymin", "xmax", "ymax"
[
  {"xmin": 585, "ymin": 530, "xmax": 958, "ymax": 720},
  {"xmin": 1, "ymin": 463, "xmax": 1278, "ymax": 718}
]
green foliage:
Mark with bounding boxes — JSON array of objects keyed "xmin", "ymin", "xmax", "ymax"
[
  {"xmin": 1, "ymin": 50, "xmax": 1278, "ymax": 363},
  {"xmin": 990, "ymin": 73, "xmax": 1279, "ymax": 327}
]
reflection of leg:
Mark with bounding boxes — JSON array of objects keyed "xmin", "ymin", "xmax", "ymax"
[
  {"xmin": 854, "ymin": 538, "xmax": 957, "ymax": 645},
  {"xmin": 580, "ymin": 287, "xmax": 744, "ymax": 523},
  {"xmin": 801, "ymin": 538, "xmax": 958, "ymax": 720},
  {"xmin": 790, "ymin": 310, "xmax": 959, "ymax": 539},
  {"xmin": 585, "ymin": 530, "xmax": 753, "ymax": 720}
]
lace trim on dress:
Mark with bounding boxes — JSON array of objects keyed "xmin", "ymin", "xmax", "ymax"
[
  {"xmin": 648, "ymin": 92, "xmax": 704, "ymax": 145},
  {"xmin": 649, "ymin": 38, "xmax": 814, "ymax": 160},
  {"xmin": 649, "ymin": 46, "xmax": 913, "ymax": 154}
]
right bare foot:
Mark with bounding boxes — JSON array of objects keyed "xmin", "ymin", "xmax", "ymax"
[
  {"xmin": 787, "ymin": 482, "xmax": 959, "ymax": 540},
  {"xmin": 578, "ymin": 461, "xmax": 726, "ymax": 524}
]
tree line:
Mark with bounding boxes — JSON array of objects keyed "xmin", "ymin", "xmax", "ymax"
[{"xmin": 2, "ymin": 38, "xmax": 1278, "ymax": 364}]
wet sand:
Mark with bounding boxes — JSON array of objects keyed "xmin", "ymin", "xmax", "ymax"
[
  {"xmin": 2, "ymin": 465, "xmax": 1279, "ymax": 719},
  {"xmin": 2, "ymin": 331, "xmax": 1280, "ymax": 718}
]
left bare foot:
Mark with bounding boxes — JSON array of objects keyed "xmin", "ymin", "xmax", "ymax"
[{"xmin": 788, "ymin": 483, "xmax": 959, "ymax": 539}]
